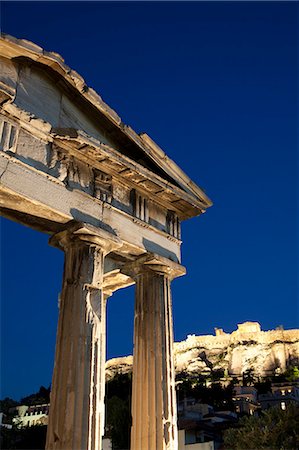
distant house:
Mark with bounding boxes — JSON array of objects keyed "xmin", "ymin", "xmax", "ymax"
[
  {"xmin": 178, "ymin": 429, "xmax": 214, "ymax": 449},
  {"xmin": 259, "ymin": 382, "xmax": 299, "ymax": 411},
  {"xmin": 10, "ymin": 403, "xmax": 49, "ymax": 428},
  {"xmin": 232, "ymin": 386, "xmax": 259, "ymax": 415},
  {"xmin": 0, "ymin": 412, "xmax": 12, "ymax": 429},
  {"xmin": 178, "ymin": 397, "xmax": 213, "ymax": 420},
  {"xmin": 178, "ymin": 396, "xmax": 237, "ymax": 449}
]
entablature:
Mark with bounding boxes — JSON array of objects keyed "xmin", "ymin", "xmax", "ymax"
[
  {"xmin": 51, "ymin": 128, "xmax": 206, "ymax": 220},
  {"xmin": 0, "ymin": 147, "xmax": 182, "ymax": 264},
  {"xmin": 0, "ymin": 113, "xmax": 183, "ymax": 237},
  {"xmin": 0, "ymin": 34, "xmax": 212, "ymax": 268},
  {"xmin": 0, "ymin": 105, "xmax": 207, "ymax": 221},
  {"xmin": 0, "ymin": 34, "xmax": 212, "ymax": 220}
]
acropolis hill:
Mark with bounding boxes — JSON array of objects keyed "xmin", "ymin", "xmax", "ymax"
[{"xmin": 106, "ymin": 322, "xmax": 299, "ymax": 380}]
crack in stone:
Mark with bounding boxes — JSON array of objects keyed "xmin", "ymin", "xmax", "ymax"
[{"xmin": 0, "ymin": 159, "xmax": 9, "ymax": 182}]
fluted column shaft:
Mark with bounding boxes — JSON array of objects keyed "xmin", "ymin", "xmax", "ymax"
[
  {"xmin": 46, "ymin": 223, "xmax": 121, "ymax": 450},
  {"xmin": 130, "ymin": 261, "xmax": 181, "ymax": 450}
]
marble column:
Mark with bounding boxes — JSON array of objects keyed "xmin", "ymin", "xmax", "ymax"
[
  {"xmin": 46, "ymin": 222, "xmax": 121, "ymax": 450},
  {"xmin": 125, "ymin": 255, "xmax": 185, "ymax": 450}
]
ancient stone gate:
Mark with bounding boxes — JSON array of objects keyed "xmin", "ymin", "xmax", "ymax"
[{"xmin": 0, "ymin": 34, "xmax": 212, "ymax": 450}]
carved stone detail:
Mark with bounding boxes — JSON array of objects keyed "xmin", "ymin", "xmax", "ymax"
[
  {"xmin": 133, "ymin": 189, "xmax": 149, "ymax": 223},
  {"xmin": 49, "ymin": 145, "xmax": 93, "ymax": 192},
  {"xmin": 0, "ymin": 118, "xmax": 18, "ymax": 153},
  {"xmin": 93, "ymin": 169, "xmax": 113, "ymax": 203},
  {"xmin": 166, "ymin": 211, "xmax": 181, "ymax": 239},
  {"xmin": 49, "ymin": 146, "xmax": 70, "ymax": 182}
]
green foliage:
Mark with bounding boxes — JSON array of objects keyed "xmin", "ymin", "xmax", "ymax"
[
  {"xmin": 210, "ymin": 369, "xmax": 225, "ymax": 382},
  {"xmin": 0, "ymin": 398, "xmax": 19, "ymax": 423},
  {"xmin": 242, "ymin": 368, "xmax": 256, "ymax": 386},
  {"xmin": 0, "ymin": 424, "xmax": 47, "ymax": 449},
  {"xmin": 176, "ymin": 371, "xmax": 198, "ymax": 397},
  {"xmin": 224, "ymin": 404, "xmax": 299, "ymax": 449},
  {"xmin": 194, "ymin": 382, "xmax": 234, "ymax": 410},
  {"xmin": 106, "ymin": 396, "xmax": 131, "ymax": 450},
  {"xmin": 106, "ymin": 373, "xmax": 132, "ymax": 402},
  {"xmin": 176, "ymin": 372, "xmax": 234, "ymax": 411},
  {"xmin": 0, "ymin": 398, "xmax": 19, "ymax": 414},
  {"xmin": 285, "ymin": 365, "xmax": 299, "ymax": 382},
  {"xmin": 271, "ymin": 365, "xmax": 299, "ymax": 383},
  {"xmin": 254, "ymin": 379, "xmax": 272, "ymax": 395},
  {"xmin": 20, "ymin": 386, "xmax": 50, "ymax": 406},
  {"xmin": 105, "ymin": 374, "xmax": 132, "ymax": 449}
]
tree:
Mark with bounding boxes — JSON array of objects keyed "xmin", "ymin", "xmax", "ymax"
[
  {"xmin": 210, "ymin": 368, "xmax": 225, "ymax": 382},
  {"xmin": 285, "ymin": 365, "xmax": 299, "ymax": 382},
  {"xmin": 254, "ymin": 379, "xmax": 271, "ymax": 395},
  {"xmin": 224, "ymin": 404, "xmax": 299, "ymax": 449},
  {"xmin": 105, "ymin": 374, "xmax": 132, "ymax": 449},
  {"xmin": 106, "ymin": 373, "xmax": 132, "ymax": 402},
  {"xmin": 0, "ymin": 397, "xmax": 19, "ymax": 414},
  {"xmin": 106, "ymin": 396, "xmax": 131, "ymax": 449},
  {"xmin": 20, "ymin": 385, "xmax": 50, "ymax": 406},
  {"xmin": 242, "ymin": 368, "xmax": 256, "ymax": 386},
  {"xmin": 271, "ymin": 365, "xmax": 299, "ymax": 383},
  {"xmin": 0, "ymin": 423, "xmax": 47, "ymax": 449},
  {"xmin": 176, "ymin": 371, "xmax": 195, "ymax": 400}
]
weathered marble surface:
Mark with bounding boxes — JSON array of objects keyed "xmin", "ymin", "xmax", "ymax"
[
  {"xmin": 46, "ymin": 223, "xmax": 121, "ymax": 450},
  {"xmin": 122, "ymin": 256, "xmax": 185, "ymax": 450}
]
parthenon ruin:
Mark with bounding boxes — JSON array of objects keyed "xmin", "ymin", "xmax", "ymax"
[{"xmin": 0, "ymin": 34, "xmax": 212, "ymax": 450}]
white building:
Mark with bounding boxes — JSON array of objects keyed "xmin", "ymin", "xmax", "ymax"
[
  {"xmin": 178, "ymin": 430, "xmax": 214, "ymax": 450},
  {"xmin": 11, "ymin": 404, "xmax": 49, "ymax": 428}
]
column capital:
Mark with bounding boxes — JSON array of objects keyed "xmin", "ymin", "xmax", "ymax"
[
  {"xmin": 49, "ymin": 220, "xmax": 122, "ymax": 255},
  {"xmin": 121, "ymin": 252, "xmax": 186, "ymax": 281}
]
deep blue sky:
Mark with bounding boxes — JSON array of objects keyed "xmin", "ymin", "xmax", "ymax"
[{"xmin": 0, "ymin": 2, "xmax": 298, "ymax": 400}]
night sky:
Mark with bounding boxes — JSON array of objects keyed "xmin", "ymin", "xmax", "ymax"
[{"xmin": 0, "ymin": 1, "xmax": 298, "ymax": 400}]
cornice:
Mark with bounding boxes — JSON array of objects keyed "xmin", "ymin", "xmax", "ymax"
[{"xmin": 0, "ymin": 34, "xmax": 213, "ymax": 218}]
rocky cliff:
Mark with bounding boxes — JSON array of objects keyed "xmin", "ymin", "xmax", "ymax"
[{"xmin": 106, "ymin": 322, "xmax": 299, "ymax": 380}]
